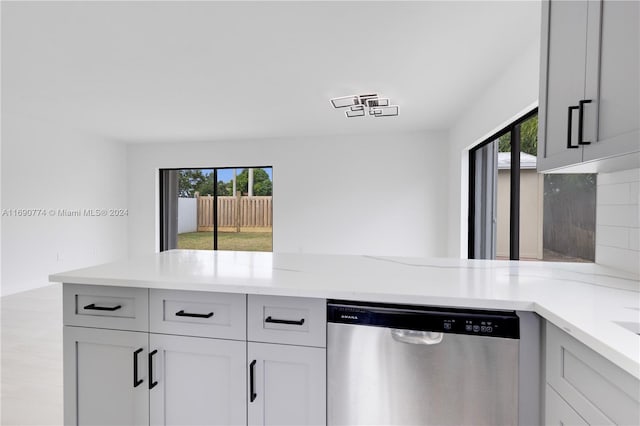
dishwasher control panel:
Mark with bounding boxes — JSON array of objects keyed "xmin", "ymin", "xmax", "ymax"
[{"xmin": 327, "ymin": 301, "xmax": 520, "ymax": 339}]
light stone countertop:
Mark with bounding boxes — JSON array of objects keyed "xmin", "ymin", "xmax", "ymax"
[{"xmin": 50, "ymin": 250, "xmax": 640, "ymax": 379}]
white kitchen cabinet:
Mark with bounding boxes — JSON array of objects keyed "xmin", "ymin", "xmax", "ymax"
[
  {"xmin": 538, "ymin": 0, "xmax": 639, "ymax": 172},
  {"xmin": 545, "ymin": 384, "xmax": 589, "ymax": 426},
  {"xmin": 150, "ymin": 289, "xmax": 246, "ymax": 340},
  {"xmin": 248, "ymin": 294, "xmax": 326, "ymax": 347},
  {"xmin": 538, "ymin": 0, "xmax": 589, "ymax": 171},
  {"xmin": 64, "ymin": 283, "xmax": 328, "ymax": 426},
  {"xmin": 64, "ymin": 326, "xmax": 149, "ymax": 426},
  {"xmin": 248, "ymin": 342, "xmax": 326, "ymax": 426},
  {"xmin": 63, "ymin": 284, "xmax": 149, "ymax": 332},
  {"xmin": 545, "ymin": 322, "xmax": 640, "ymax": 425},
  {"xmin": 583, "ymin": 0, "xmax": 640, "ymax": 163},
  {"xmin": 149, "ymin": 333, "xmax": 246, "ymax": 426}
]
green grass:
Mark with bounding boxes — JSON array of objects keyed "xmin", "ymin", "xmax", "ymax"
[{"xmin": 177, "ymin": 231, "xmax": 272, "ymax": 252}]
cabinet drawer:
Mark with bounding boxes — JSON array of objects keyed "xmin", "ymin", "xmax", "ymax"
[
  {"xmin": 150, "ymin": 290, "xmax": 246, "ymax": 340},
  {"xmin": 63, "ymin": 284, "xmax": 148, "ymax": 332},
  {"xmin": 546, "ymin": 322, "xmax": 640, "ymax": 425},
  {"xmin": 248, "ymin": 295, "xmax": 326, "ymax": 347}
]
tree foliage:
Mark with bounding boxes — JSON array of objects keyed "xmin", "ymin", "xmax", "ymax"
[
  {"xmin": 178, "ymin": 168, "xmax": 272, "ymax": 197},
  {"xmin": 498, "ymin": 115, "xmax": 538, "ymax": 156},
  {"xmin": 235, "ymin": 168, "xmax": 272, "ymax": 196},
  {"xmin": 217, "ymin": 181, "xmax": 231, "ymax": 196},
  {"xmin": 178, "ymin": 170, "xmax": 209, "ymax": 197}
]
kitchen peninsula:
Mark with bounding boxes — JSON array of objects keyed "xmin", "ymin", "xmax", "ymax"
[{"xmin": 51, "ymin": 250, "xmax": 640, "ymax": 425}]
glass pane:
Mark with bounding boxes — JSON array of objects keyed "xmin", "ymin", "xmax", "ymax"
[
  {"xmin": 518, "ymin": 115, "xmax": 543, "ymax": 260},
  {"xmin": 216, "ymin": 167, "xmax": 273, "ymax": 252},
  {"xmin": 177, "ymin": 169, "xmax": 214, "ymax": 250},
  {"xmin": 165, "ymin": 167, "xmax": 273, "ymax": 252},
  {"xmin": 496, "ymin": 132, "xmax": 511, "ymax": 260},
  {"xmin": 543, "ymin": 174, "xmax": 596, "ymax": 262}
]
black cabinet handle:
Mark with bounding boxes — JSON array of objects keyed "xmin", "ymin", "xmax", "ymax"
[
  {"xmin": 84, "ymin": 303, "xmax": 122, "ymax": 311},
  {"xmin": 578, "ymin": 99, "xmax": 592, "ymax": 145},
  {"xmin": 149, "ymin": 350, "xmax": 158, "ymax": 390},
  {"xmin": 133, "ymin": 348, "xmax": 143, "ymax": 388},
  {"xmin": 567, "ymin": 105, "xmax": 579, "ymax": 149},
  {"xmin": 175, "ymin": 310, "xmax": 214, "ymax": 318},
  {"xmin": 249, "ymin": 360, "xmax": 257, "ymax": 403},
  {"xmin": 265, "ymin": 316, "xmax": 305, "ymax": 326}
]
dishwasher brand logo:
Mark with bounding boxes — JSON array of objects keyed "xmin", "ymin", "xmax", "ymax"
[{"xmin": 341, "ymin": 314, "xmax": 359, "ymax": 320}]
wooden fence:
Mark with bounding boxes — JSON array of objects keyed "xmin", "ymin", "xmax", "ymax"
[
  {"xmin": 543, "ymin": 177, "xmax": 596, "ymax": 261},
  {"xmin": 197, "ymin": 195, "xmax": 272, "ymax": 232}
]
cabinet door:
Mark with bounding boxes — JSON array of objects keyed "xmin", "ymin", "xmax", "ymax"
[
  {"xmin": 149, "ymin": 334, "xmax": 246, "ymax": 426},
  {"xmin": 248, "ymin": 342, "xmax": 326, "ymax": 426},
  {"xmin": 538, "ymin": 0, "xmax": 589, "ymax": 171},
  {"xmin": 545, "ymin": 322, "xmax": 639, "ymax": 425},
  {"xmin": 545, "ymin": 385, "xmax": 589, "ymax": 426},
  {"xmin": 585, "ymin": 0, "xmax": 640, "ymax": 161},
  {"xmin": 63, "ymin": 326, "xmax": 149, "ymax": 426}
]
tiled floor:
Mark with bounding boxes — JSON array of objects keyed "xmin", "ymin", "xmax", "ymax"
[{"xmin": 1, "ymin": 284, "xmax": 63, "ymax": 426}]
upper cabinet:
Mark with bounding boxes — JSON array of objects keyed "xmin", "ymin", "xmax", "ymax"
[
  {"xmin": 586, "ymin": 0, "xmax": 640, "ymax": 161},
  {"xmin": 538, "ymin": 0, "xmax": 639, "ymax": 172}
]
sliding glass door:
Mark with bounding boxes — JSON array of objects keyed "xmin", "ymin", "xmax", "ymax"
[
  {"xmin": 468, "ymin": 110, "xmax": 596, "ymax": 262},
  {"xmin": 160, "ymin": 167, "xmax": 273, "ymax": 252},
  {"xmin": 469, "ymin": 110, "xmax": 535, "ymax": 260}
]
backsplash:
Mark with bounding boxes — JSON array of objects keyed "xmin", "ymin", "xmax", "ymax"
[{"xmin": 596, "ymin": 168, "xmax": 640, "ymax": 275}]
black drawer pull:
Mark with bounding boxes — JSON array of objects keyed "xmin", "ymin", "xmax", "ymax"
[
  {"xmin": 149, "ymin": 350, "xmax": 158, "ymax": 390},
  {"xmin": 265, "ymin": 316, "xmax": 305, "ymax": 326},
  {"xmin": 249, "ymin": 360, "xmax": 257, "ymax": 403},
  {"xmin": 133, "ymin": 348, "xmax": 143, "ymax": 388},
  {"xmin": 175, "ymin": 310, "xmax": 214, "ymax": 318},
  {"xmin": 84, "ymin": 303, "xmax": 122, "ymax": 311},
  {"xmin": 567, "ymin": 105, "xmax": 579, "ymax": 149},
  {"xmin": 578, "ymin": 99, "xmax": 592, "ymax": 145}
]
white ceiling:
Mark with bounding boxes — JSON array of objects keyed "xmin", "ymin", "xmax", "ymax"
[{"xmin": 2, "ymin": 1, "xmax": 540, "ymax": 143}]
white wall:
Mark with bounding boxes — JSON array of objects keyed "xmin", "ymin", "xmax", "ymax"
[
  {"xmin": 178, "ymin": 198, "xmax": 197, "ymax": 234},
  {"xmin": 595, "ymin": 168, "xmax": 640, "ymax": 275},
  {"xmin": 127, "ymin": 131, "xmax": 448, "ymax": 258},
  {"xmin": 447, "ymin": 39, "xmax": 540, "ymax": 257},
  {"xmin": 1, "ymin": 114, "xmax": 128, "ymax": 296}
]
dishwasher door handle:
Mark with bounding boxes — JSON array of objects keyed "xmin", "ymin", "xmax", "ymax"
[{"xmin": 390, "ymin": 329, "xmax": 444, "ymax": 345}]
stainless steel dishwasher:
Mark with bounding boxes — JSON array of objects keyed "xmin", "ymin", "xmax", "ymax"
[{"xmin": 327, "ymin": 301, "xmax": 520, "ymax": 426}]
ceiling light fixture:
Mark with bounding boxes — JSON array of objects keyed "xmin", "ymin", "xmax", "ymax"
[{"xmin": 330, "ymin": 93, "xmax": 399, "ymax": 118}]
